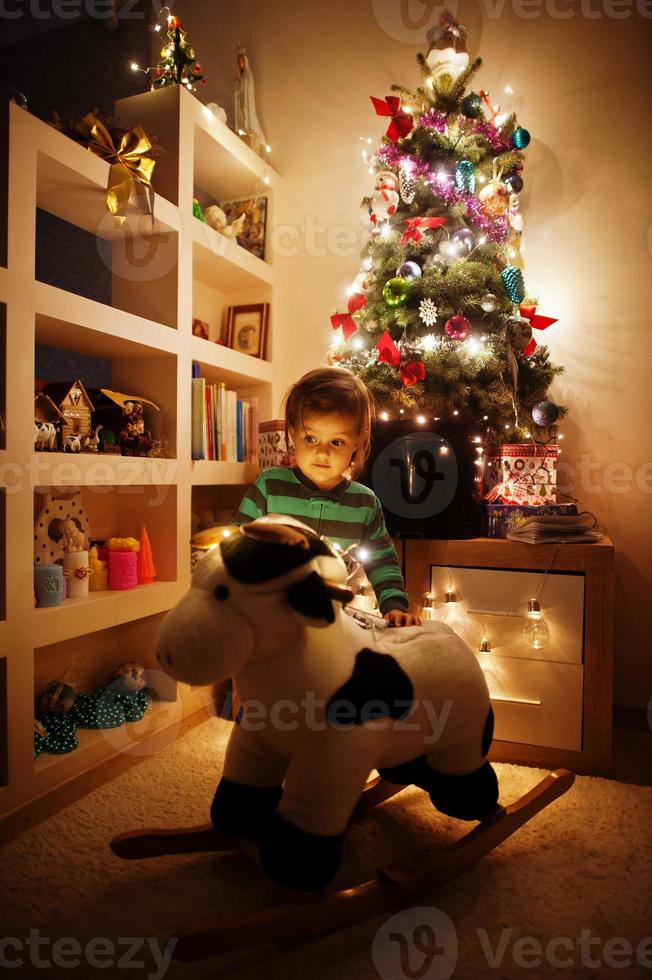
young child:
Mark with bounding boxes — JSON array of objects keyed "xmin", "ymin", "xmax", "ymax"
[{"xmin": 231, "ymin": 367, "xmax": 420, "ymax": 627}]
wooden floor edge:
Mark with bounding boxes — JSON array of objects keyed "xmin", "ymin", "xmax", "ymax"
[{"xmin": 0, "ymin": 703, "xmax": 213, "ymax": 848}]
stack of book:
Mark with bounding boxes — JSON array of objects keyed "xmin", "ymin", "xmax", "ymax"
[
  {"xmin": 191, "ymin": 367, "xmax": 258, "ymax": 462},
  {"xmin": 506, "ymin": 512, "xmax": 603, "ymax": 544}
]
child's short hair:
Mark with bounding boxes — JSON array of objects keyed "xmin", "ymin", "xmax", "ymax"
[{"xmin": 282, "ymin": 367, "xmax": 375, "ymax": 478}]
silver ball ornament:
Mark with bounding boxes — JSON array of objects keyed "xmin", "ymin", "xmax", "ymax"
[
  {"xmin": 480, "ymin": 292, "xmax": 498, "ymax": 313},
  {"xmin": 451, "ymin": 228, "xmax": 475, "ymax": 256},
  {"xmin": 532, "ymin": 400, "xmax": 560, "ymax": 427},
  {"xmin": 396, "ymin": 260, "xmax": 422, "ymax": 281},
  {"xmin": 504, "ymin": 315, "xmax": 533, "ymax": 352}
]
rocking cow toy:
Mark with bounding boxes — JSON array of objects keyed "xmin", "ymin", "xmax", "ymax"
[{"xmin": 111, "ymin": 517, "xmax": 574, "ymax": 960}]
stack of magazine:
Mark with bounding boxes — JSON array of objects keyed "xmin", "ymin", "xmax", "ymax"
[{"xmin": 506, "ymin": 512, "xmax": 603, "ymax": 544}]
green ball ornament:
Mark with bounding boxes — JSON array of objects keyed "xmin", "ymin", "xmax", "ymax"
[
  {"xmin": 532, "ymin": 400, "xmax": 560, "ymax": 427},
  {"xmin": 511, "ymin": 127, "xmax": 531, "ymax": 149},
  {"xmin": 460, "ymin": 92, "xmax": 483, "ymax": 119},
  {"xmin": 501, "ymin": 265, "xmax": 525, "ymax": 304},
  {"xmin": 455, "ymin": 159, "xmax": 475, "ymax": 194},
  {"xmin": 383, "ymin": 276, "xmax": 411, "ymax": 307}
]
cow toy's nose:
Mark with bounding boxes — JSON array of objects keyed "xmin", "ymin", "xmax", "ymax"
[{"xmin": 156, "ymin": 650, "xmax": 173, "ymax": 668}]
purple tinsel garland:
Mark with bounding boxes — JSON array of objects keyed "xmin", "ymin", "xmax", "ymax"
[{"xmin": 376, "ymin": 145, "xmax": 509, "ymax": 242}]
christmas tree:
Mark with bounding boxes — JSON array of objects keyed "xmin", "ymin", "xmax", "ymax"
[
  {"xmin": 329, "ymin": 10, "xmax": 563, "ymax": 443},
  {"xmin": 137, "ymin": 525, "xmax": 156, "ymax": 585},
  {"xmin": 151, "ymin": 15, "xmax": 204, "ymax": 91}
]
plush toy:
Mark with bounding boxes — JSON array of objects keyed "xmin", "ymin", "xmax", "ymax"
[{"xmin": 156, "ymin": 517, "xmax": 499, "ymax": 892}]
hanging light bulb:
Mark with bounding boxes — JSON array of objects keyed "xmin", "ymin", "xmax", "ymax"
[
  {"xmin": 441, "ymin": 589, "xmax": 462, "ymax": 632},
  {"xmin": 522, "ymin": 598, "xmax": 550, "ymax": 649},
  {"xmin": 420, "ymin": 592, "xmax": 436, "ymax": 621},
  {"xmin": 478, "ymin": 636, "xmax": 491, "ymax": 653}
]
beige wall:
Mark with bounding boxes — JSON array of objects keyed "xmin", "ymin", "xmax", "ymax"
[{"xmin": 172, "ymin": 0, "xmax": 652, "ymax": 711}]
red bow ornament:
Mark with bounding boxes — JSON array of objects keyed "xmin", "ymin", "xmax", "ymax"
[
  {"xmin": 519, "ymin": 304, "xmax": 558, "ymax": 357},
  {"xmin": 401, "ymin": 216, "xmax": 446, "ymax": 245},
  {"xmin": 370, "ymin": 96, "xmax": 413, "ymax": 142},
  {"xmin": 375, "ymin": 331, "xmax": 426, "ymax": 387},
  {"xmin": 330, "ymin": 293, "xmax": 367, "ymax": 340}
]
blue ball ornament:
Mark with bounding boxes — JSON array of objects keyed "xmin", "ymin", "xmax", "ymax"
[{"xmin": 511, "ymin": 127, "xmax": 531, "ymax": 150}]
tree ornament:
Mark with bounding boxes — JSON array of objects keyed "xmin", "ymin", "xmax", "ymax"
[
  {"xmin": 501, "ymin": 265, "xmax": 525, "ymax": 304},
  {"xmin": 353, "ymin": 271, "xmax": 372, "ymax": 292},
  {"xmin": 480, "ymin": 292, "xmax": 498, "ymax": 313},
  {"xmin": 479, "ymin": 179, "xmax": 510, "ymax": 217},
  {"xmin": 511, "ymin": 127, "xmax": 531, "ymax": 149},
  {"xmin": 508, "ymin": 195, "xmax": 524, "ymax": 232},
  {"xmin": 451, "ymin": 227, "xmax": 475, "ymax": 256},
  {"xmin": 398, "ymin": 163, "xmax": 416, "ymax": 204},
  {"xmin": 397, "ymin": 260, "xmax": 422, "ymax": 281},
  {"xmin": 426, "ymin": 46, "xmax": 469, "ymax": 88},
  {"xmin": 504, "ymin": 315, "xmax": 533, "ymax": 352},
  {"xmin": 419, "ymin": 297, "xmax": 439, "ymax": 327},
  {"xmin": 455, "ymin": 159, "xmax": 475, "ymax": 194},
  {"xmin": 370, "ymin": 187, "xmax": 399, "ymax": 221},
  {"xmin": 424, "ymin": 253, "xmax": 448, "ymax": 275},
  {"xmin": 460, "ymin": 92, "xmax": 484, "ymax": 118},
  {"xmin": 376, "ymin": 170, "xmax": 399, "ymax": 193},
  {"xmin": 532, "ymin": 400, "xmax": 560, "ymax": 427},
  {"xmin": 383, "ymin": 276, "xmax": 411, "ymax": 307},
  {"xmin": 504, "ymin": 172, "xmax": 524, "ymax": 195},
  {"xmin": 445, "ymin": 314, "xmax": 471, "ymax": 342}
]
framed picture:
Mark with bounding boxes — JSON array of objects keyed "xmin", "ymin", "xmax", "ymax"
[
  {"xmin": 227, "ymin": 303, "xmax": 269, "ymax": 359},
  {"xmin": 221, "ymin": 196, "xmax": 267, "ymax": 260}
]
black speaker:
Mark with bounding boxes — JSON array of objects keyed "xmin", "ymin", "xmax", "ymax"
[{"xmin": 359, "ymin": 418, "xmax": 484, "ymax": 540}]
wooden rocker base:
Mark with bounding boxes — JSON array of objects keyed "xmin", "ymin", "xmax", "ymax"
[{"xmin": 110, "ymin": 769, "xmax": 575, "ymax": 961}]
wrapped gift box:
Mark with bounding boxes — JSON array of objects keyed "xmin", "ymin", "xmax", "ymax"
[
  {"xmin": 484, "ymin": 502, "xmax": 578, "ymax": 538},
  {"xmin": 258, "ymin": 419, "xmax": 295, "ymax": 470},
  {"xmin": 482, "ymin": 443, "xmax": 559, "ymax": 505}
]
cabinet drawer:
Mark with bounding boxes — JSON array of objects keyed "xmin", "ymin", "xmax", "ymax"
[
  {"xmin": 429, "ymin": 565, "xmax": 585, "ymax": 665},
  {"xmin": 479, "ymin": 652, "xmax": 583, "ymax": 751}
]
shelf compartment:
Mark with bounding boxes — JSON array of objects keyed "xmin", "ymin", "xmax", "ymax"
[
  {"xmin": 191, "ymin": 461, "xmax": 259, "ymax": 487},
  {"xmin": 32, "ymin": 580, "xmax": 183, "ymax": 647},
  {"xmin": 33, "ymin": 482, "xmax": 178, "ymax": 615},
  {"xmin": 35, "ymin": 281, "xmax": 179, "ymax": 356},
  {"xmin": 193, "ymin": 113, "xmax": 277, "ymax": 202},
  {"xmin": 29, "ymin": 453, "xmax": 180, "ymax": 489},
  {"xmin": 34, "ymin": 612, "xmax": 185, "ymax": 776},
  {"xmin": 191, "ymin": 337, "xmax": 273, "ymax": 388},
  {"xmin": 35, "ymin": 310, "xmax": 178, "ymax": 458},
  {"xmin": 30, "ymin": 107, "xmax": 179, "ymax": 241},
  {"xmin": 192, "ymin": 220, "xmax": 273, "ymax": 291},
  {"xmin": 0, "ymin": 303, "xmax": 5, "ymax": 451},
  {"xmin": 0, "ymin": 657, "xmax": 6, "ymax": 787}
]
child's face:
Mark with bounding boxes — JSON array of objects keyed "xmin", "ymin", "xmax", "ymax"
[{"xmin": 290, "ymin": 412, "xmax": 361, "ymax": 490}]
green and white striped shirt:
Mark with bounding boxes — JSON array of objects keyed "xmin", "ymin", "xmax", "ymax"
[{"xmin": 231, "ymin": 466, "xmax": 409, "ymax": 615}]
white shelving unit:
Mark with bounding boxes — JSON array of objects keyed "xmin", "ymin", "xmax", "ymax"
[{"xmin": 0, "ymin": 86, "xmax": 280, "ymax": 838}]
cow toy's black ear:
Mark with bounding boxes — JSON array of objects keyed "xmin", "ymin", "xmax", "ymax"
[{"xmin": 286, "ymin": 572, "xmax": 336, "ymax": 624}]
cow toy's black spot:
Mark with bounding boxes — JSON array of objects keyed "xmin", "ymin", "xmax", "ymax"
[
  {"xmin": 221, "ymin": 532, "xmax": 333, "ymax": 584},
  {"xmin": 326, "ymin": 648, "xmax": 414, "ymax": 727}
]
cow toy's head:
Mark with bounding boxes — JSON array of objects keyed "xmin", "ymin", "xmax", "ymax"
[{"xmin": 156, "ymin": 517, "xmax": 353, "ymax": 686}]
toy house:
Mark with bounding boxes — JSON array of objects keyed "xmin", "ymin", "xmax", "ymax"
[{"xmin": 42, "ymin": 379, "xmax": 94, "ymax": 445}]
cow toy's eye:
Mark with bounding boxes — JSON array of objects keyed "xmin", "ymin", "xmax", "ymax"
[{"xmin": 213, "ymin": 585, "xmax": 230, "ymax": 601}]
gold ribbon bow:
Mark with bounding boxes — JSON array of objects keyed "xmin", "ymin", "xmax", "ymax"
[{"xmin": 76, "ymin": 113, "xmax": 156, "ymax": 225}]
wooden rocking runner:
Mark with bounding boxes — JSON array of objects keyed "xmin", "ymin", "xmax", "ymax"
[{"xmin": 110, "ymin": 768, "xmax": 575, "ymax": 962}]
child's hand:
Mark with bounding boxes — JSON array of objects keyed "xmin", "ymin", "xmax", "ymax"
[{"xmin": 383, "ymin": 609, "xmax": 422, "ymax": 628}]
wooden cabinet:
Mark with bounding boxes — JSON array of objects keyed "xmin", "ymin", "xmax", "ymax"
[
  {"xmin": 0, "ymin": 87, "xmax": 280, "ymax": 841},
  {"xmin": 405, "ymin": 537, "xmax": 615, "ymax": 774}
]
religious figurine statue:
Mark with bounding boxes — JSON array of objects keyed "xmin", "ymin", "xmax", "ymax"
[{"xmin": 234, "ymin": 44, "xmax": 267, "ymax": 157}]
